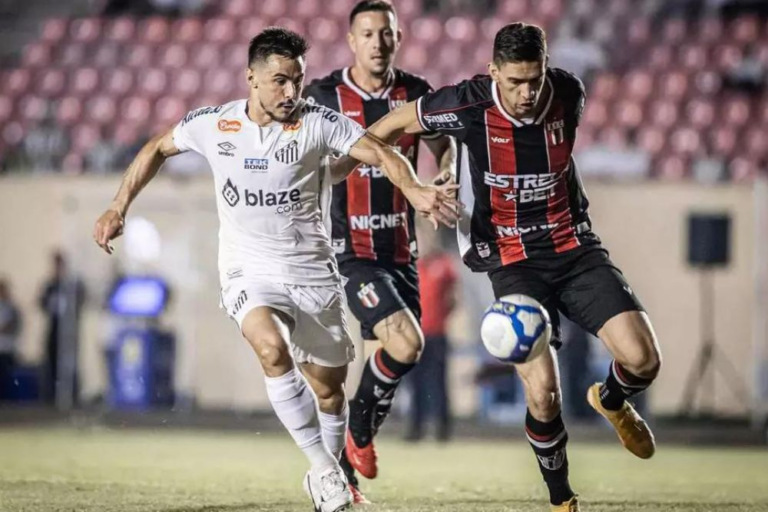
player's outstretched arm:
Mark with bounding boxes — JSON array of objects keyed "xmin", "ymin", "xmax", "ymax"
[
  {"xmin": 347, "ymin": 132, "xmax": 460, "ymax": 228},
  {"xmin": 93, "ymin": 127, "xmax": 181, "ymax": 254}
]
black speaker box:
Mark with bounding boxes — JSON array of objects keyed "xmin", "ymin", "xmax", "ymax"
[{"xmin": 687, "ymin": 213, "xmax": 731, "ymax": 267}]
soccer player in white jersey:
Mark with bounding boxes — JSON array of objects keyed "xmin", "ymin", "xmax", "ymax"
[{"xmin": 93, "ymin": 28, "xmax": 458, "ymax": 512}]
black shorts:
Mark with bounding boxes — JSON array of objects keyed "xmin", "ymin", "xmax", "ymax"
[
  {"xmin": 488, "ymin": 245, "xmax": 644, "ymax": 347},
  {"xmin": 340, "ymin": 259, "xmax": 421, "ymax": 341}
]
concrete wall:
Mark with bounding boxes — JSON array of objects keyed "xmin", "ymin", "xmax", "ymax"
[{"xmin": 0, "ymin": 175, "xmax": 757, "ymax": 416}]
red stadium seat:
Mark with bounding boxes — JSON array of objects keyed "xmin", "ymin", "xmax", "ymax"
[
  {"xmin": 71, "ymin": 68, "xmax": 100, "ymax": 97},
  {"xmin": 670, "ymin": 126, "xmax": 703, "ymax": 157},
  {"xmin": 205, "ymin": 18, "xmax": 237, "ymax": 44},
  {"xmin": 92, "ymin": 43, "xmax": 121, "ymax": 68},
  {"xmin": 55, "ymin": 97, "xmax": 82, "ymax": 126},
  {"xmin": 648, "ymin": 100, "xmax": 679, "ymax": 129},
  {"xmin": 85, "ymin": 96, "xmax": 117, "ymax": 125},
  {"xmin": 272, "ymin": 17, "xmax": 305, "ymax": 36},
  {"xmin": 647, "ymin": 46, "xmax": 673, "ymax": 71},
  {"xmin": 3, "ymin": 69, "xmax": 31, "ymax": 98},
  {"xmin": 36, "ymin": 69, "xmax": 67, "ymax": 99},
  {"xmin": 713, "ymin": 44, "xmax": 742, "ymax": 71},
  {"xmin": 154, "ymin": 97, "xmax": 188, "ymax": 127},
  {"xmin": 662, "ymin": 18, "xmax": 687, "ymax": 45},
  {"xmin": 636, "ymin": 126, "xmax": 667, "ymax": 154},
  {"xmin": 709, "ymin": 126, "xmax": 738, "ymax": 158},
  {"xmin": 139, "ymin": 17, "xmax": 170, "ymax": 44},
  {"xmin": 125, "ymin": 44, "xmax": 155, "ymax": 68},
  {"xmin": 69, "ymin": 18, "xmax": 102, "ymax": 44},
  {"xmin": 721, "ymin": 97, "xmax": 751, "ymax": 128},
  {"xmin": 71, "ymin": 124, "xmax": 101, "ymax": 153},
  {"xmin": 597, "ymin": 126, "xmax": 628, "ymax": 148},
  {"xmin": 121, "ymin": 97, "xmax": 152, "ymax": 124},
  {"xmin": 203, "ymin": 68, "xmax": 235, "ymax": 98},
  {"xmin": 104, "ymin": 68, "xmax": 134, "ymax": 97},
  {"xmin": 40, "ymin": 18, "xmax": 68, "ymax": 43},
  {"xmin": 437, "ymin": 44, "xmax": 464, "ymax": 73},
  {"xmin": 137, "ymin": 69, "xmax": 168, "ymax": 98},
  {"xmin": 18, "ymin": 95, "xmax": 49, "ymax": 123},
  {"xmin": 22, "ymin": 42, "xmax": 52, "ymax": 68},
  {"xmin": 658, "ymin": 72, "xmax": 688, "ymax": 100},
  {"xmin": 104, "ymin": 17, "xmax": 136, "ymax": 42},
  {"xmin": 174, "ymin": 18, "xmax": 204, "ymax": 43},
  {"xmin": 626, "ymin": 18, "xmax": 651, "ymax": 48},
  {"xmin": 623, "ymin": 71, "xmax": 653, "ymax": 101},
  {"xmin": 326, "ymin": 41, "xmax": 352, "ymax": 71},
  {"xmin": 591, "ymin": 73, "xmax": 618, "ymax": 101},
  {"xmin": 614, "ymin": 99, "xmax": 643, "ymax": 130},
  {"xmin": 58, "ymin": 42, "xmax": 87, "ymax": 68},
  {"xmin": 444, "ymin": 17, "xmax": 477, "ymax": 44},
  {"xmin": 171, "ymin": 69, "xmax": 202, "ymax": 98},
  {"xmin": 309, "ymin": 18, "xmax": 340, "ymax": 45},
  {"xmin": 692, "ymin": 70, "xmax": 722, "ymax": 96},
  {"xmin": 158, "ymin": 43, "xmax": 189, "ymax": 69},
  {"xmin": 536, "ymin": 0, "xmax": 563, "ymax": 23},
  {"xmin": 729, "ymin": 156, "xmax": 758, "ymax": 182},
  {"xmin": 262, "ymin": 0, "xmax": 288, "ymax": 19},
  {"xmin": 410, "ymin": 17, "xmax": 442, "ymax": 45},
  {"xmin": 0, "ymin": 96, "xmax": 13, "ymax": 124},
  {"xmin": 396, "ymin": 0, "xmax": 420, "ymax": 20},
  {"xmin": 400, "ymin": 45, "xmax": 428, "ymax": 70},
  {"xmin": 498, "ymin": 0, "xmax": 530, "ymax": 19},
  {"xmin": 224, "ymin": 0, "xmax": 254, "ymax": 17},
  {"xmin": 190, "ymin": 43, "xmax": 221, "ymax": 69},
  {"xmin": 293, "ymin": 0, "xmax": 321, "ymax": 20},
  {"xmin": 655, "ymin": 155, "xmax": 689, "ymax": 180},
  {"xmin": 223, "ymin": 42, "xmax": 246, "ymax": 70},
  {"xmin": 742, "ymin": 127, "xmax": 766, "ymax": 162},
  {"xmin": 685, "ymin": 98, "xmax": 715, "ymax": 129},
  {"xmin": 678, "ymin": 43, "xmax": 708, "ymax": 71},
  {"xmin": 582, "ymin": 100, "xmax": 607, "ymax": 130},
  {"xmin": 732, "ymin": 16, "xmax": 760, "ymax": 45},
  {"xmin": 239, "ymin": 18, "xmax": 268, "ymax": 43},
  {"xmin": 696, "ymin": 17, "xmax": 724, "ymax": 43},
  {"xmin": 2, "ymin": 121, "xmax": 25, "ymax": 147}
]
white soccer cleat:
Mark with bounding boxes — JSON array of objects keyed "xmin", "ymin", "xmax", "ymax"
[{"xmin": 303, "ymin": 466, "xmax": 353, "ymax": 512}]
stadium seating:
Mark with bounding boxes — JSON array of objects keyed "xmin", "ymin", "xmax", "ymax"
[{"xmin": 0, "ymin": 0, "xmax": 764, "ymax": 178}]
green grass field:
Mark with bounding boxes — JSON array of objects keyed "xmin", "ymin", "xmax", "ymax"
[{"xmin": 0, "ymin": 427, "xmax": 766, "ymax": 512}]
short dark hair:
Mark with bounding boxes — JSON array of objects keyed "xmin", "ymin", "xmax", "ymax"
[
  {"xmin": 349, "ymin": 0, "xmax": 396, "ymax": 27},
  {"xmin": 493, "ymin": 23, "xmax": 547, "ymax": 64},
  {"xmin": 248, "ymin": 27, "xmax": 310, "ymax": 67}
]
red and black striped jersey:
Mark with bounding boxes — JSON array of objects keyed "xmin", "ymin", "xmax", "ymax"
[
  {"xmin": 303, "ymin": 67, "xmax": 436, "ymax": 265},
  {"xmin": 416, "ymin": 67, "xmax": 600, "ymax": 272}
]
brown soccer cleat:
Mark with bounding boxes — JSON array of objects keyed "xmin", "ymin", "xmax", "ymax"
[
  {"xmin": 348, "ymin": 481, "xmax": 372, "ymax": 506},
  {"xmin": 587, "ymin": 382, "xmax": 656, "ymax": 459},
  {"xmin": 551, "ymin": 495, "xmax": 579, "ymax": 511}
]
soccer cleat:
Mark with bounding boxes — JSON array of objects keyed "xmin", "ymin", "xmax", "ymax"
[
  {"xmin": 551, "ymin": 496, "xmax": 579, "ymax": 511},
  {"xmin": 303, "ymin": 465, "xmax": 353, "ymax": 512},
  {"xmin": 348, "ymin": 481, "xmax": 372, "ymax": 505},
  {"xmin": 339, "ymin": 449, "xmax": 371, "ymax": 505},
  {"xmin": 345, "ymin": 429, "xmax": 378, "ymax": 479},
  {"xmin": 587, "ymin": 382, "xmax": 656, "ymax": 459}
]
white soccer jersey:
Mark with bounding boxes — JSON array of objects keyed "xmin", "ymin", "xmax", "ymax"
[{"xmin": 173, "ymin": 99, "xmax": 366, "ymax": 286}]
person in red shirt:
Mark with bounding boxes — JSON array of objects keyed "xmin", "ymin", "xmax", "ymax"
[{"xmin": 404, "ymin": 223, "xmax": 458, "ymax": 441}]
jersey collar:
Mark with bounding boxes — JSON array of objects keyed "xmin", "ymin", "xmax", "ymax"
[
  {"xmin": 491, "ymin": 77, "xmax": 554, "ymax": 127},
  {"xmin": 342, "ymin": 67, "xmax": 395, "ymax": 101}
]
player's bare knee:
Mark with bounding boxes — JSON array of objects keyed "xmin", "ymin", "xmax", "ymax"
[
  {"xmin": 622, "ymin": 335, "xmax": 662, "ymax": 380},
  {"xmin": 250, "ymin": 333, "xmax": 291, "ymax": 372},
  {"xmin": 313, "ymin": 384, "xmax": 346, "ymax": 414},
  {"xmin": 381, "ymin": 316, "xmax": 424, "ymax": 364},
  {"xmin": 527, "ymin": 388, "xmax": 562, "ymax": 421}
]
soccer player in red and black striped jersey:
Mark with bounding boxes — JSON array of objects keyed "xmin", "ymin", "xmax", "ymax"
[
  {"xmin": 367, "ymin": 23, "xmax": 662, "ymax": 512},
  {"xmin": 302, "ymin": 0, "xmax": 456, "ymax": 504}
]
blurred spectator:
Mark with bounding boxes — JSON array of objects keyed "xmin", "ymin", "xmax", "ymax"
[
  {"xmin": 724, "ymin": 45, "xmax": 765, "ymax": 94},
  {"xmin": 404, "ymin": 222, "xmax": 458, "ymax": 442},
  {"xmin": 21, "ymin": 115, "xmax": 69, "ymax": 173},
  {"xmin": 0, "ymin": 278, "xmax": 22, "ymax": 400},
  {"xmin": 85, "ymin": 126, "xmax": 144, "ymax": 173},
  {"xmin": 550, "ymin": 21, "xmax": 607, "ymax": 82},
  {"xmin": 38, "ymin": 251, "xmax": 86, "ymax": 407},
  {"xmin": 103, "ymin": 0, "xmax": 208, "ymax": 15}
]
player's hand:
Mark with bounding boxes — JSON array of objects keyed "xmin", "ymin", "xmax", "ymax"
[
  {"xmin": 431, "ymin": 169, "xmax": 456, "ymax": 188},
  {"xmin": 93, "ymin": 208, "xmax": 125, "ymax": 255},
  {"xmin": 403, "ymin": 183, "xmax": 461, "ymax": 229}
]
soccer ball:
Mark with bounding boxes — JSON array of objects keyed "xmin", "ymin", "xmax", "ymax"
[{"xmin": 480, "ymin": 294, "xmax": 552, "ymax": 364}]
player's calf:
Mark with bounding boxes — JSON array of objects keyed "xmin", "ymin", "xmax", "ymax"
[{"xmin": 526, "ymin": 410, "xmax": 576, "ymax": 507}]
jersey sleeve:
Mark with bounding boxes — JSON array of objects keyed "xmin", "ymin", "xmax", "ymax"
[
  {"xmin": 172, "ymin": 107, "xmax": 213, "ymax": 155},
  {"xmin": 319, "ymin": 109, "xmax": 366, "ymax": 156},
  {"xmin": 416, "ymin": 82, "xmax": 471, "ymax": 140},
  {"xmin": 417, "ymin": 82, "xmax": 442, "ymax": 141}
]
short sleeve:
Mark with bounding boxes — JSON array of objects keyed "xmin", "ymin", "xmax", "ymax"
[
  {"xmin": 416, "ymin": 83, "xmax": 471, "ymax": 140},
  {"xmin": 319, "ymin": 109, "xmax": 366, "ymax": 156},
  {"xmin": 172, "ymin": 106, "xmax": 217, "ymax": 155}
]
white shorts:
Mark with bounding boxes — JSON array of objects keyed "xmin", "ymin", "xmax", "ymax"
[{"xmin": 221, "ymin": 278, "xmax": 355, "ymax": 367}]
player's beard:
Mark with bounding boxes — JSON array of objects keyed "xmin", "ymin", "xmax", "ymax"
[{"xmin": 262, "ymin": 99, "xmax": 297, "ymax": 123}]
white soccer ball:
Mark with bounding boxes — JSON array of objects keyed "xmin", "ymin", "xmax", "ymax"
[{"xmin": 480, "ymin": 294, "xmax": 552, "ymax": 364}]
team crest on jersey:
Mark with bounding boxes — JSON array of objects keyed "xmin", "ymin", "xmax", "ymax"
[
  {"xmin": 332, "ymin": 238, "xmax": 346, "ymax": 254},
  {"xmin": 357, "ymin": 282, "xmax": 379, "ymax": 308},
  {"xmin": 218, "ymin": 119, "xmax": 242, "ymax": 133},
  {"xmin": 475, "ymin": 242, "xmax": 491, "ymax": 258},
  {"xmin": 546, "ymin": 119, "xmax": 565, "ymax": 146},
  {"xmin": 275, "ymin": 140, "xmax": 299, "ymax": 164},
  {"xmin": 222, "ymin": 178, "xmax": 240, "ymax": 207}
]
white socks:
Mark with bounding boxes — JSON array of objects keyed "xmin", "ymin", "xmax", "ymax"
[
  {"xmin": 264, "ymin": 368, "xmax": 336, "ymax": 471},
  {"xmin": 319, "ymin": 404, "xmax": 348, "ymax": 461}
]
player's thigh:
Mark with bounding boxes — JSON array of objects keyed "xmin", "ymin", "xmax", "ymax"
[
  {"xmin": 514, "ymin": 344, "xmax": 562, "ymax": 420},
  {"xmin": 488, "ymin": 264, "xmax": 562, "ymax": 346},
  {"xmin": 372, "ymin": 264, "xmax": 423, "ymax": 354},
  {"xmin": 289, "ymin": 283, "xmax": 356, "ymax": 369},
  {"xmin": 598, "ymin": 310, "xmax": 661, "ymax": 377},
  {"xmin": 239, "ymin": 306, "xmax": 294, "ymax": 372},
  {"xmin": 341, "ymin": 260, "xmax": 416, "ymax": 343}
]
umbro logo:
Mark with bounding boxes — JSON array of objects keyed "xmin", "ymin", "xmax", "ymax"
[{"xmin": 218, "ymin": 141, "xmax": 236, "ymax": 157}]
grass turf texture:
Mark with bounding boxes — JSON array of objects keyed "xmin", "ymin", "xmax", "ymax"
[{"xmin": 0, "ymin": 427, "xmax": 766, "ymax": 511}]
